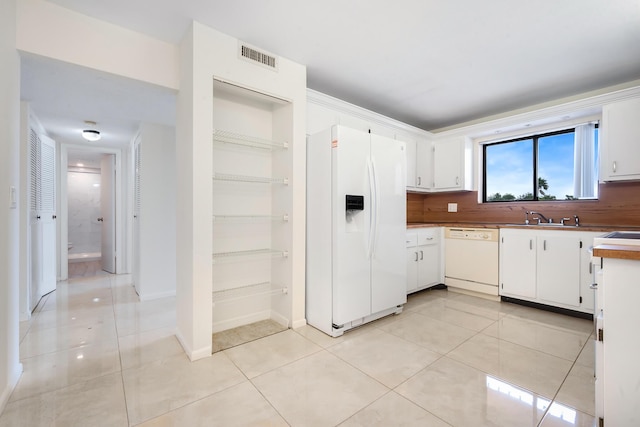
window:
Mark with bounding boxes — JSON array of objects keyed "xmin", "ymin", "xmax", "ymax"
[{"xmin": 483, "ymin": 124, "xmax": 598, "ymax": 202}]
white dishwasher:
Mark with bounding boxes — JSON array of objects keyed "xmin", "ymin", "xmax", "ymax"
[{"xmin": 444, "ymin": 227, "xmax": 499, "ymax": 297}]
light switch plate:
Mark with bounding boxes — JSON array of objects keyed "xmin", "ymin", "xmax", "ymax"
[{"xmin": 448, "ymin": 203, "xmax": 457, "ymax": 213}]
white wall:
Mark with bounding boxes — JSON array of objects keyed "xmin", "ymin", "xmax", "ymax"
[
  {"xmin": 176, "ymin": 22, "xmax": 307, "ymax": 360},
  {"xmin": 0, "ymin": 0, "xmax": 23, "ymax": 412},
  {"xmin": 135, "ymin": 123, "xmax": 176, "ymax": 301},
  {"xmin": 16, "ymin": 0, "xmax": 178, "ymax": 90}
]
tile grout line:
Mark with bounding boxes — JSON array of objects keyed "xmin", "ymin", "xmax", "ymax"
[
  {"xmin": 535, "ymin": 332, "xmax": 595, "ymax": 427},
  {"xmin": 108, "ymin": 274, "xmax": 133, "ymax": 427}
]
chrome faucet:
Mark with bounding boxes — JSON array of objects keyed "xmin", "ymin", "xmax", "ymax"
[{"xmin": 530, "ymin": 211, "xmax": 552, "ymax": 224}]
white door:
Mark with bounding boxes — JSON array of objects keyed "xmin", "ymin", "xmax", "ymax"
[
  {"xmin": 39, "ymin": 134, "xmax": 57, "ymax": 295},
  {"xmin": 406, "ymin": 247, "xmax": 418, "ymax": 293},
  {"xmin": 405, "ymin": 138, "xmax": 417, "ymax": 187},
  {"xmin": 433, "ymin": 138, "xmax": 462, "ymax": 190},
  {"xmin": 100, "ymin": 154, "xmax": 116, "ymax": 273},
  {"xmin": 29, "ymin": 128, "xmax": 42, "ymax": 310},
  {"xmin": 537, "ymin": 234, "xmax": 581, "ymax": 307},
  {"xmin": 29, "ymin": 130, "xmax": 56, "ymax": 311},
  {"xmin": 500, "ymin": 229, "xmax": 537, "ymax": 299},
  {"xmin": 332, "ymin": 126, "xmax": 371, "ymax": 325},
  {"xmin": 418, "ymin": 243, "xmax": 440, "ymax": 288},
  {"xmin": 132, "ymin": 138, "xmax": 141, "ymax": 292},
  {"xmin": 369, "ymin": 134, "xmax": 407, "ymax": 314},
  {"xmin": 415, "ymin": 139, "xmax": 432, "ymax": 190}
]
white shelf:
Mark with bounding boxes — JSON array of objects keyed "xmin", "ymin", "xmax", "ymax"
[
  {"xmin": 213, "ymin": 172, "xmax": 289, "ymax": 185},
  {"xmin": 212, "ymin": 281, "xmax": 288, "ymax": 306},
  {"xmin": 213, "ymin": 129, "xmax": 288, "ymax": 150},
  {"xmin": 212, "ymin": 248, "xmax": 289, "ymax": 263},
  {"xmin": 213, "ymin": 214, "xmax": 289, "ymax": 222}
]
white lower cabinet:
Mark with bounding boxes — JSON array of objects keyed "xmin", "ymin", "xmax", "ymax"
[
  {"xmin": 406, "ymin": 228, "xmax": 443, "ymax": 294},
  {"xmin": 536, "ymin": 234, "xmax": 581, "ymax": 307},
  {"xmin": 500, "ymin": 229, "xmax": 537, "ymax": 299},
  {"xmin": 500, "ymin": 228, "xmax": 600, "ymax": 313},
  {"xmin": 596, "ymin": 254, "xmax": 640, "ymax": 425}
]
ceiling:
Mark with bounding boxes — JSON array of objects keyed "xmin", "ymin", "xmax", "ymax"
[{"xmin": 21, "ymin": 0, "xmax": 640, "ymax": 148}]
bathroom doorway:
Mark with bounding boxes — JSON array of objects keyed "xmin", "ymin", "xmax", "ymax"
[{"xmin": 60, "ymin": 146, "xmax": 121, "ymax": 280}]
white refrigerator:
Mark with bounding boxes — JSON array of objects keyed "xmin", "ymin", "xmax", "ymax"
[{"xmin": 306, "ymin": 125, "xmax": 407, "ymax": 337}]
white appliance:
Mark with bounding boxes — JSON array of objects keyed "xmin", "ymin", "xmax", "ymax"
[
  {"xmin": 306, "ymin": 125, "xmax": 407, "ymax": 337},
  {"xmin": 444, "ymin": 228, "xmax": 499, "ymax": 297}
]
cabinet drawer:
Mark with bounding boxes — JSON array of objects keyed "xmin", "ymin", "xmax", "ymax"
[
  {"xmin": 406, "ymin": 233, "xmax": 418, "ymax": 248},
  {"xmin": 417, "ymin": 230, "xmax": 439, "ymax": 246}
]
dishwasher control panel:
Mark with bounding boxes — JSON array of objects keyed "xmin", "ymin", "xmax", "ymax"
[{"xmin": 445, "ymin": 228, "xmax": 499, "ymax": 242}]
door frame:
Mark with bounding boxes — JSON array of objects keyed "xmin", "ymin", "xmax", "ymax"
[{"xmin": 59, "ymin": 144, "xmax": 123, "ymax": 280}]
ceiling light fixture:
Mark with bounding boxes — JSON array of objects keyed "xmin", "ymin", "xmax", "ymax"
[{"xmin": 82, "ymin": 121, "xmax": 101, "ymax": 142}]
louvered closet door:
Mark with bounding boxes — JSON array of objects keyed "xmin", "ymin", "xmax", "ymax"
[
  {"xmin": 39, "ymin": 134, "xmax": 57, "ymax": 295},
  {"xmin": 29, "ymin": 130, "xmax": 57, "ymax": 311},
  {"xmin": 29, "ymin": 129, "xmax": 42, "ymax": 311}
]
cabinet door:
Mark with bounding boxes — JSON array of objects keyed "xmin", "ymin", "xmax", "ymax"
[
  {"xmin": 415, "ymin": 139, "xmax": 431, "ymax": 189},
  {"xmin": 601, "ymin": 98, "xmax": 640, "ymax": 181},
  {"xmin": 433, "ymin": 138, "xmax": 462, "ymax": 190},
  {"xmin": 579, "ymin": 232, "xmax": 601, "ymax": 313},
  {"xmin": 407, "ymin": 248, "xmax": 418, "ymax": 293},
  {"xmin": 432, "ymin": 137, "xmax": 471, "ymax": 191},
  {"xmin": 418, "ymin": 243, "xmax": 440, "ymax": 288},
  {"xmin": 500, "ymin": 230, "xmax": 536, "ymax": 298},
  {"xmin": 405, "ymin": 139, "xmax": 417, "ymax": 188},
  {"xmin": 537, "ymin": 234, "xmax": 581, "ymax": 307}
]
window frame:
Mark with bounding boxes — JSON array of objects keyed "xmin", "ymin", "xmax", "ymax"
[{"xmin": 482, "ymin": 126, "xmax": 596, "ymax": 203}]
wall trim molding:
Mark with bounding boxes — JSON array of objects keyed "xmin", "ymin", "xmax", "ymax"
[
  {"xmin": 307, "ymin": 89, "xmax": 432, "ymax": 138},
  {"xmin": 434, "ymin": 82, "xmax": 640, "ymax": 139}
]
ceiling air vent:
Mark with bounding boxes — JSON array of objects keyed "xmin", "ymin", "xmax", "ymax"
[{"xmin": 239, "ymin": 42, "xmax": 278, "ymax": 72}]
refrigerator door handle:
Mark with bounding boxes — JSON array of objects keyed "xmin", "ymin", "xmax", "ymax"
[
  {"xmin": 370, "ymin": 157, "xmax": 380, "ymax": 259},
  {"xmin": 366, "ymin": 158, "xmax": 375, "ymax": 259}
]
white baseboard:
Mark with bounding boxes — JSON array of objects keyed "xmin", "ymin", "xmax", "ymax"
[
  {"xmin": 175, "ymin": 330, "xmax": 211, "ymax": 361},
  {"xmin": 270, "ymin": 311, "xmax": 289, "ymax": 328},
  {"xmin": 0, "ymin": 362, "xmax": 22, "ymax": 414},
  {"xmin": 291, "ymin": 318, "xmax": 307, "ymax": 329},
  {"xmin": 138, "ymin": 289, "xmax": 176, "ymax": 302}
]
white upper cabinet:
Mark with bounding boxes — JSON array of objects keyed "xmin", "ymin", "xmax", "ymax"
[
  {"xmin": 406, "ymin": 138, "xmax": 432, "ymax": 191},
  {"xmin": 432, "ymin": 136, "xmax": 473, "ymax": 191},
  {"xmin": 600, "ymin": 98, "xmax": 640, "ymax": 181}
]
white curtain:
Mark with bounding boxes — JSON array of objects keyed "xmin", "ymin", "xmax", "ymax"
[{"xmin": 573, "ymin": 123, "xmax": 597, "ymax": 199}]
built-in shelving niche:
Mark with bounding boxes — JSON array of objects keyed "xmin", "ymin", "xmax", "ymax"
[{"xmin": 211, "ymin": 79, "xmax": 293, "ymax": 346}]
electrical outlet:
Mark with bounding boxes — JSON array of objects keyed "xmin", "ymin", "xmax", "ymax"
[{"xmin": 448, "ymin": 203, "xmax": 458, "ymax": 213}]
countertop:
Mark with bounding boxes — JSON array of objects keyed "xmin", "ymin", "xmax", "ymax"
[
  {"xmin": 593, "ymin": 244, "xmax": 640, "ymax": 261},
  {"xmin": 407, "ymin": 222, "xmax": 640, "ymax": 232}
]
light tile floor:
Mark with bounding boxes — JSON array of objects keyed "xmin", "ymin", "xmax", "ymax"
[{"xmin": 1, "ymin": 275, "xmax": 597, "ymax": 426}]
